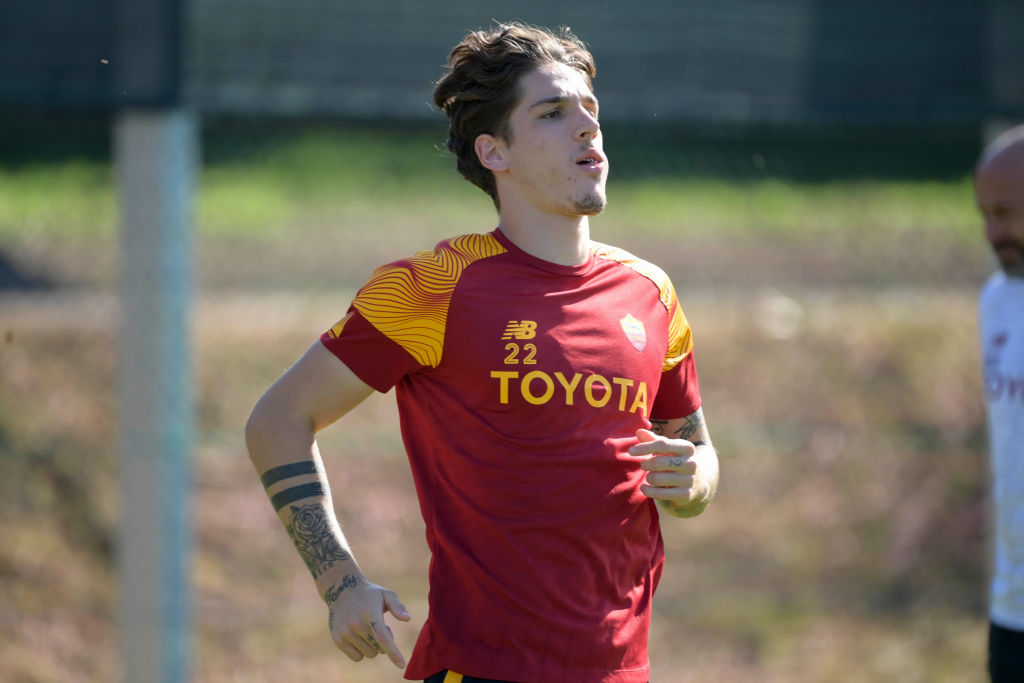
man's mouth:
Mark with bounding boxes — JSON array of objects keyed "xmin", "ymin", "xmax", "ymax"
[
  {"xmin": 993, "ymin": 240, "xmax": 1023, "ymax": 255},
  {"xmin": 576, "ymin": 151, "xmax": 605, "ymax": 167},
  {"xmin": 993, "ymin": 240, "xmax": 1024, "ymax": 269}
]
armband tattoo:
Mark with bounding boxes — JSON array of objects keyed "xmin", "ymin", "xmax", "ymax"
[
  {"xmin": 260, "ymin": 460, "xmax": 320, "ymax": 488},
  {"xmin": 270, "ymin": 481, "xmax": 326, "ymax": 512},
  {"xmin": 261, "ymin": 460, "xmax": 327, "ymax": 512}
]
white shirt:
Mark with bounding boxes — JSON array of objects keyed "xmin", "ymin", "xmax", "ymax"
[{"xmin": 980, "ymin": 272, "xmax": 1024, "ymax": 629}]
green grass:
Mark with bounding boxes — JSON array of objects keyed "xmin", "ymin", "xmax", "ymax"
[
  {"xmin": 607, "ymin": 177, "xmax": 978, "ymax": 242},
  {"xmin": 0, "ymin": 126, "xmax": 980, "ymax": 246},
  {"xmin": 0, "ymin": 162, "xmax": 116, "ymax": 241}
]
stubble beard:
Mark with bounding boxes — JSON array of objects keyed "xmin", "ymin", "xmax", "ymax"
[
  {"xmin": 1001, "ymin": 256, "xmax": 1024, "ymax": 279},
  {"xmin": 994, "ymin": 241, "xmax": 1024, "ymax": 278},
  {"xmin": 571, "ymin": 191, "xmax": 607, "ymax": 217}
]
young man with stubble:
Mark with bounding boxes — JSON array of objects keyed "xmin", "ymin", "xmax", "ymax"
[{"xmin": 245, "ymin": 22, "xmax": 719, "ymax": 683}]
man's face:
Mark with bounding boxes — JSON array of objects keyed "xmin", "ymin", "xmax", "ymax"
[
  {"xmin": 496, "ymin": 62, "xmax": 608, "ymax": 216},
  {"xmin": 976, "ymin": 149, "xmax": 1024, "ymax": 278}
]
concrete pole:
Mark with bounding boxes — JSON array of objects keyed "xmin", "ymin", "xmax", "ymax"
[{"xmin": 114, "ymin": 107, "xmax": 197, "ymax": 683}]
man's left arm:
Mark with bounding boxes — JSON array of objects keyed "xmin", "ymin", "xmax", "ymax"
[{"xmin": 629, "ymin": 407, "xmax": 719, "ymax": 518}]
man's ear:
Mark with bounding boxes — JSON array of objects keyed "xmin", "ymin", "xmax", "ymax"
[{"xmin": 475, "ymin": 134, "xmax": 509, "ymax": 172}]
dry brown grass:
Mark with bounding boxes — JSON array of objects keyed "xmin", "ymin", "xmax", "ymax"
[{"xmin": 1, "ymin": 268, "xmax": 991, "ymax": 682}]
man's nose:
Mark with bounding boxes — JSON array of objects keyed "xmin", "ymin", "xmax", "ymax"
[{"xmin": 575, "ymin": 110, "xmax": 599, "ymax": 140}]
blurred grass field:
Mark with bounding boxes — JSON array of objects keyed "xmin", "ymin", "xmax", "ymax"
[{"xmin": 0, "ymin": 123, "xmax": 996, "ymax": 682}]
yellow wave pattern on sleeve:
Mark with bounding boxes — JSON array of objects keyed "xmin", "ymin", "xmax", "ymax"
[
  {"xmin": 352, "ymin": 233, "xmax": 507, "ymax": 367},
  {"xmin": 593, "ymin": 242, "xmax": 693, "ymax": 371}
]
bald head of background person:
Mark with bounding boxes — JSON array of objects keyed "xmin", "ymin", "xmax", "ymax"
[
  {"xmin": 974, "ymin": 122, "xmax": 1024, "ymax": 683},
  {"xmin": 976, "ymin": 124, "xmax": 1024, "ymax": 279}
]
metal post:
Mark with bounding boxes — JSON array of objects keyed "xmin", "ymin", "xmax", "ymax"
[{"xmin": 115, "ymin": 107, "xmax": 197, "ymax": 683}]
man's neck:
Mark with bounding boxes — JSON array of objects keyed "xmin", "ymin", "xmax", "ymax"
[{"xmin": 496, "ymin": 205, "xmax": 592, "ymax": 266}]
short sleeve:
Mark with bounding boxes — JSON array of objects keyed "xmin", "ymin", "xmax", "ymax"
[
  {"xmin": 318, "ymin": 232, "xmax": 507, "ymax": 392},
  {"xmin": 650, "ymin": 348, "xmax": 702, "ymax": 420},
  {"xmin": 320, "ymin": 309, "xmax": 425, "ymax": 392}
]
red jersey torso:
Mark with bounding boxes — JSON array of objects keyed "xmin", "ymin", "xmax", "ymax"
[{"xmin": 321, "ymin": 229, "xmax": 701, "ymax": 683}]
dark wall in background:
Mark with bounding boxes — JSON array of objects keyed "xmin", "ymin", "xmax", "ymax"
[
  {"xmin": 3, "ymin": 0, "xmax": 1022, "ymax": 124},
  {"xmin": 1, "ymin": 1, "xmax": 1017, "ymax": 180}
]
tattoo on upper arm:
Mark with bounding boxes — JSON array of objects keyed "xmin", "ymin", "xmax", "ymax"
[
  {"xmin": 650, "ymin": 409, "xmax": 706, "ymax": 443},
  {"xmin": 677, "ymin": 409, "xmax": 704, "ymax": 443},
  {"xmin": 286, "ymin": 503, "xmax": 350, "ymax": 578}
]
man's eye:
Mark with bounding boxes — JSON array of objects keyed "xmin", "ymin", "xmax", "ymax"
[{"xmin": 541, "ymin": 110, "xmax": 561, "ymax": 119}]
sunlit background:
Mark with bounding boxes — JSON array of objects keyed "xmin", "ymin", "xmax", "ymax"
[{"xmin": 2, "ymin": 1, "xmax": 1023, "ymax": 681}]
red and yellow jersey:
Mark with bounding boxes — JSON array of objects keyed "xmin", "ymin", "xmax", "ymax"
[{"xmin": 321, "ymin": 229, "xmax": 701, "ymax": 683}]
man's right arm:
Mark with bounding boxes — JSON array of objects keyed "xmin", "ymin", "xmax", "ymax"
[{"xmin": 244, "ymin": 341, "xmax": 410, "ymax": 668}]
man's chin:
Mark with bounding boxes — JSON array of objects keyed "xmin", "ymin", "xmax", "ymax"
[
  {"xmin": 572, "ymin": 193, "xmax": 607, "ymax": 216},
  {"xmin": 996, "ymin": 247, "xmax": 1024, "ymax": 278}
]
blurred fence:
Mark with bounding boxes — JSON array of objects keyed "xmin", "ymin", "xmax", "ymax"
[{"xmin": 4, "ymin": 0, "xmax": 1023, "ymax": 124}]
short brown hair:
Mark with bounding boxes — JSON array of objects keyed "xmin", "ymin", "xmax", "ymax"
[{"xmin": 433, "ymin": 22, "xmax": 596, "ymax": 207}]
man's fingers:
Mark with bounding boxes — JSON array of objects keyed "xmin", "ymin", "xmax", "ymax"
[
  {"xmin": 330, "ymin": 611, "xmax": 366, "ymax": 661},
  {"xmin": 645, "ymin": 471, "xmax": 694, "ymax": 488},
  {"xmin": 628, "ymin": 429, "xmax": 660, "ymax": 456},
  {"xmin": 366, "ymin": 617, "xmax": 406, "ymax": 669},
  {"xmin": 636, "ymin": 428, "xmax": 658, "ymax": 443},
  {"xmin": 629, "ymin": 429, "xmax": 696, "ymax": 459},
  {"xmin": 345, "ymin": 627, "xmax": 380, "ymax": 659},
  {"xmin": 641, "ymin": 455, "xmax": 697, "ymax": 473},
  {"xmin": 641, "ymin": 483, "xmax": 698, "ymax": 503},
  {"xmin": 334, "ymin": 625, "xmax": 370, "ymax": 660},
  {"xmin": 335, "ymin": 638, "xmax": 364, "ymax": 662},
  {"xmin": 384, "ymin": 591, "xmax": 412, "ymax": 622},
  {"xmin": 327, "ymin": 587, "xmax": 409, "ymax": 669},
  {"xmin": 379, "ymin": 591, "xmax": 410, "ymax": 667}
]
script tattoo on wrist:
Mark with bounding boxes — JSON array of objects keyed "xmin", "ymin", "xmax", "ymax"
[
  {"xmin": 285, "ymin": 503, "xmax": 350, "ymax": 579},
  {"xmin": 324, "ymin": 574, "xmax": 360, "ymax": 605}
]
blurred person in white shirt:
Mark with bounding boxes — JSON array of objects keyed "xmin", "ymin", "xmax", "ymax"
[{"xmin": 975, "ymin": 122, "xmax": 1024, "ymax": 683}]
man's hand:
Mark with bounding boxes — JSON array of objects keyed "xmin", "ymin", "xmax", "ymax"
[
  {"xmin": 629, "ymin": 427, "xmax": 715, "ymax": 518},
  {"xmin": 325, "ymin": 575, "xmax": 411, "ymax": 668}
]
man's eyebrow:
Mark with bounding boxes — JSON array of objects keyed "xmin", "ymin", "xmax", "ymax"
[{"xmin": 528, "ymin": 94, "xmax": 598, "ymax": 109}]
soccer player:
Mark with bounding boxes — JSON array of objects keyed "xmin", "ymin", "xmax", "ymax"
[
  {"xmin": 975, "ymin": 123, "xmax": 1024, "ymax": 683},
  {"xmin": 245, "ymin": 22, "xmax": 719, "ymax": 683}
]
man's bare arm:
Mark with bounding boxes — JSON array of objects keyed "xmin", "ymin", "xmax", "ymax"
[{"xmin": 245, "ymin": 341, "xmax": 409, "ymax": 667}]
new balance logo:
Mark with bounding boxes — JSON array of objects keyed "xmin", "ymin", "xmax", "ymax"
[{"xmin": 502, "ymin": 320, "xmax": 538, "ymax": 340}]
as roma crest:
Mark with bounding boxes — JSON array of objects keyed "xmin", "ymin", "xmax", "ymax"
[{"xmin": 619, "ymin": 314, "xmax": 647, "ymax": 352}]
